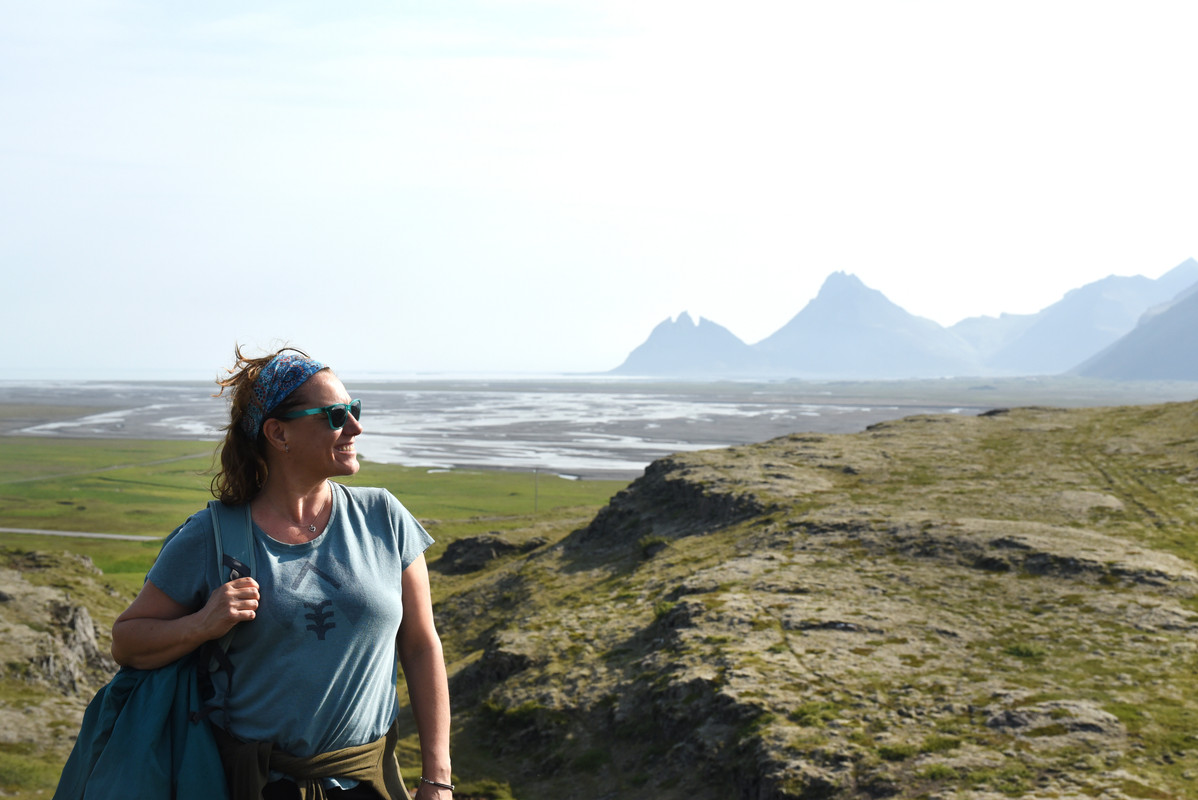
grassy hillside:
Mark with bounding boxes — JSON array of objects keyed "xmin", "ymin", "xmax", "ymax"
[{"xmin": 428, "ymin": 400, "xmax": 1198, "ymax": 799}]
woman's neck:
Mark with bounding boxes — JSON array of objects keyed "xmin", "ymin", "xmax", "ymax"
[{"xmin": 251, "ymin": 478, "xmax": 332, "ymax": 543}]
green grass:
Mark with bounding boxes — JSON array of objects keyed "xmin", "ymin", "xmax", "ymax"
[
  {"xmin": 787, "ymin": 701, "xmax": 838, "ymax": 727},
  {"xmin": 1003, "ymin": 642, "xmax": 1047, "ymax": 660},
  {"xmin": 0, "ymin": 742, "xmax": 61, "ymax": 795},
  {"xmin": 0, "ymin": 438, "xmax": 625, "ymax": 581},
  {"xmin": 0, "ymin": 438, "xmax": 622, "ymax": 535},
  {"xmin": 920, "ymin": 734, "xmax": 961, "ymax": 754},
  {"xmin": 0, "ymin": 438, "xmax": 216, "ymax": 534},
  {"xmin": 877, "ymin": 743, "xmax": 917, "ymax": 762},
  {"xmin": 1, "ymin": 456, "xmax": 623, "ymax": 594},
  {"xmin": 918, "ymin": 763, "xmax": 958, "ymax": 780}
]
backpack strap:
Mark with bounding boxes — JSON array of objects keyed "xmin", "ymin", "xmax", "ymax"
[
  {"xmin": 208, "ymin": 500, "xmax": 255, "ymax": 583},
  {"xmin": 191, "ymin": 501, "xmax": 254, "ymax": 723}
]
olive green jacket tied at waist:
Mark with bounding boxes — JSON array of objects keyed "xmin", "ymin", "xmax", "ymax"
[{"xmin": 213, "ymin": 717, "xmax": 412, "ymax": 800}]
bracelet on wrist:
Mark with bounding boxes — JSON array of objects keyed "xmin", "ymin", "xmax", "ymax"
[{"xmin": 420, "ymin": 776, "xmax": 455, "ymax": 791}]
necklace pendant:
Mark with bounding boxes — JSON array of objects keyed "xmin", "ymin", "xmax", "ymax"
[{"xmin": 308, "ymin": 524, "xmax": 317, "ymax": 533}]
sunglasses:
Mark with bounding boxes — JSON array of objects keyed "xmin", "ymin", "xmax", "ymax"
[{"xmin": 279, "ymin": 399, "xmax": 362, "ymax": 429}]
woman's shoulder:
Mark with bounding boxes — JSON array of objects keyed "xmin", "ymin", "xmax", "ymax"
[
  {"xmin": 164, "ymin": 505, "xmax": 217, "ymax": 543},
  {"xmin": 150, "ymin": 506, "xmax": 218, "ymax": 573},
  {"xmin": 333, "ymin": 483, "xmax": 422, "ymax": 528},
  {"xmin": 334, "ymin": 483, "xmax": 397, "ymax": 509},
  {"xmin": 147, "ymin": 505, "xmax": 221, "ymax": 605},
  {"xmin": 335, "ymin": 482, "xmax": 390, "ymax": 498}
]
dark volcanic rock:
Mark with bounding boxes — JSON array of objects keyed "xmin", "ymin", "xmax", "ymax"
[
  {"xmin": 567, "ymin": 455, "xmax": 773, "ymax": 554},
  {"xmin": 435, "ymin": 533, "xmax": 548, "ymax": 574}
]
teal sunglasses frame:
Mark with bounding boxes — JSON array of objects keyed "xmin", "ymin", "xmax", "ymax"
[{"xmin": 279, "ymin": 399, "xmax": 362, "ymax": 429}]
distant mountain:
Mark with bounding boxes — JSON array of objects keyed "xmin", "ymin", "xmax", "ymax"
[
  {"xmin": 1073, "ymin": 282, "xmax": 1198, "ymax": 380},
  {"xmin": 611, "ymin": 312, "xmax": 758, "ymax": 377},
  {"xmin": 982, "ymin": 258, "xmax": 1198, "ymax": 375},
  {"xmin": 610, "ymin": 260, "xmax": 1198, "ymax": 380},
  {"xmin": 753, "ymin": 272, "xmax": 981, "ymax": 378},
  {"xmin": 950, "ymin": 312, "xmax": 1037, "ymax": 361}
]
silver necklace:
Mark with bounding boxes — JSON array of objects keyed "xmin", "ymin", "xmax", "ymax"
[{"xmin": 306, "ymin": 490, "xmax": 329, "ymax": 533}]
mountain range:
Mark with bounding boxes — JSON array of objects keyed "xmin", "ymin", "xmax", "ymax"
[
  {"xmin": 1075, "ymin": 280, "xmax": 1198, "ymax": 381},
  {"xmin": 612, "ymin": 258, "xmax": 1198, "ymax": 380}
]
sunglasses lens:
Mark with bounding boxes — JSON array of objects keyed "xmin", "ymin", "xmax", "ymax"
[{"xmin": 325, "ymin": 401, "xmax": 361, "ymax": 429}]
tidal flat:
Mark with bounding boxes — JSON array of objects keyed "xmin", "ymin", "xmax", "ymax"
[{"xmin": 3, "ymin": 375, "xmax": 1194, "ymax": 479}]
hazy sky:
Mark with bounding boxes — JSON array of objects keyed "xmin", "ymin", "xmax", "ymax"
[{"xmin": 3, "ymin": 2, "xmax": 1196, "ymax": 379}]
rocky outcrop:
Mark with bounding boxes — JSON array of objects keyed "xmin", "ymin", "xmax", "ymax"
[
  {"xmin": 567, "ymin": 455, "xmax": 778, "ymax": 554},
  {"xmin": 32, "ymin": 601, "xmax": 117, "ymax": 693},
  {"xmin": 435, "ymin": 533, "xmax": 548, "ymax": 574},
  {"xmin": 0, "ymin": 548, "xmax": 126, "ymax": 776},
  {"xmin": 437, "ymin": 401, "xmax": 1198, "ymax": 800},
  {"xmin": 1, "ymin": 552, "xmax": 119, "ymax": 695}
]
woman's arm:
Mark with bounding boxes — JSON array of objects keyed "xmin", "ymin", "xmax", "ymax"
[
  {"xmin": 398, "ymin": 554, "xmax": 452, "ymax": 798},
  {"xmin": 111, "ymin": 577, "xmax": 260, "ymax": 670}
]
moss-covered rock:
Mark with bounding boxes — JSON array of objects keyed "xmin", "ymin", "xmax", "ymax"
[{"xmin": 435, "ymin": 401, "xmax": 1198, "ymax": 799}]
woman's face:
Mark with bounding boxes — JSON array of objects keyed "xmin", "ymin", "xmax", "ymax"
[{"xmin": 281, "ymin": 370, "xmax": 363, "ymax": 479}]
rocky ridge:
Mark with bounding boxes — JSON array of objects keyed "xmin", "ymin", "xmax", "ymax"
[
  {"xmin": 431, "ymin": 401, "xmax": 1198, "ymax": 799},
  {"xmin": 0, "ymin": 549, "xmax": 125, "ymax": 788}
]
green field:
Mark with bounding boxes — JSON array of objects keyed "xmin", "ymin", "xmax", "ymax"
[{"xmin": 0, "ymin": 436, "xmax": 626, "ymax": 586}]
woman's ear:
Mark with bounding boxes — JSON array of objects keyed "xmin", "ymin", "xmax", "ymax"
[{"xmin": 261, "ymin": 418, "xmax": 289, "ymax": 454}]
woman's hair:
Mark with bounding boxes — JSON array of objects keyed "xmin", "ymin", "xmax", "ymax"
[{"xmin": 210, "ymin": 345, "xmax": 319, "ymax": 505}]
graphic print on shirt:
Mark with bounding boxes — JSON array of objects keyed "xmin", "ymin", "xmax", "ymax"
[
  {"xmin": 304, "ymin": 600, "xmax": 336, "ymax": 640},
  {"xmin": 296, "ymin": 559, "xmax": 342, "ymax": 641},
  {"xmin": 291, "ymin": 561, "xmax": 342, "ymax": 592},
  {"xmin": 260, "ymin": 553, "xmax": 369, "ymax": 644}
]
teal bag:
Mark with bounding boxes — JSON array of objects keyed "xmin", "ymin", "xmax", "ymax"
[
  {"xmin": 52, "ymin": 654, "xmax": 230, "ymax": 800},
  {"xmin": 53, "ymin": 501, "xmax": 254, "ymax": 800}
]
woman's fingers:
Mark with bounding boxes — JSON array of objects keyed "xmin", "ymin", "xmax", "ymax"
[{"xmin": 203, "ymin": 578, "xmax": 260, "ymax": 634}]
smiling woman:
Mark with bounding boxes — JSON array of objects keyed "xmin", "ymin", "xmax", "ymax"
[{"xmin": 102, "ymin": 346, "xmax": 453, "ymax": 800}]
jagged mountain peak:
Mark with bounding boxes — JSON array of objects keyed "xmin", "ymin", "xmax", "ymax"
[
  {"xmin": 609, "ymin": 259, "xmax": 1198, "ymax": 379},
  {"xmin": 819, "ymin": 270, "xmax": 864, "ymax": 288},
  {"xmin": 809, "ymin": 268, "xmax": 876, "ymax": 299},
  {"xmin": 754, "ymin": 273, "xmax": 979, "ymax": 378},
  {"xmin": 611, "ymin": 311, "xmax": 756, "ymax": 377},
  {"xmin": 646, "ymin": 311, "xmax": 735, "ymax": 338}
]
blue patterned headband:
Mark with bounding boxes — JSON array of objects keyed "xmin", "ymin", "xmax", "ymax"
[{"xmin": 241, "ymin": 353, "xmax": 326, "ymax": 440}]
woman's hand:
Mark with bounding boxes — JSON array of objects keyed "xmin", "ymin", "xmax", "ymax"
[
  {"xmin": 111, "ymin": 577, "xmax": 260, "ymax": 669},
  {"xmin": 194, "ymin": 577, "xmax": 260, "ymax": 640}
]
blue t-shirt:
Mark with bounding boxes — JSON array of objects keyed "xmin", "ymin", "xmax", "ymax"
[{"xmin": 147, "ymin": 483, "xmax": 433, "ymax": 763}]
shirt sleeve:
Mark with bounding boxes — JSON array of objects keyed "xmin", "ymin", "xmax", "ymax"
[
  {"xmin": 389, "ymin": 491, "xmax": 434, "ymax": 570},
  {"xmin": 145, "ymin": 509, "xmax": 221, "ymax": 608}
]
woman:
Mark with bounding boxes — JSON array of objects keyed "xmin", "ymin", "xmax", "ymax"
[{"xmin": 111, "ymin": 348, "xmax": 451, "ymax": 800}]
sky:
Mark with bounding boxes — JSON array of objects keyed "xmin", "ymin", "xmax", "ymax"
[{"xmin": 2, "ymin": 1, "xmax": 1196, "ymax": 379}]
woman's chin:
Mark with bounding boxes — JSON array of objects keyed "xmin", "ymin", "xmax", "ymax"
[{"xmin": 332, "ymin": 452, "xmax": 360, "ymax": 475}]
